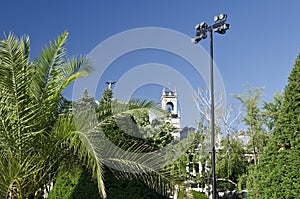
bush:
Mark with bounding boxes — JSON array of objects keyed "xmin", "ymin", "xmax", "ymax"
[
  {"xmin": 190, "ymin": 190, "xmax": 208, "ymax": 199},
  {"xmin": 47, "ymin": 167, "xmax": 100, "ymax": 199},
  {"xmin": 47, "ymin": 166, "xmax": 168, "ymax": 199}
]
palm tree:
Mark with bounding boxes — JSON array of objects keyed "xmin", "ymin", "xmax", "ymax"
[
  {"xmin": 0, "ymin": 32, "xmax": 170, "ymax": 199},
  {"xmin": 0, "ymin": 31, "xmax": 91, "ymax": 198}
]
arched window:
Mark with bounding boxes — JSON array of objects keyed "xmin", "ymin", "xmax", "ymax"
[{"xmin": 166, "ymin": 102, "xmax": 174, "ymax": 113}]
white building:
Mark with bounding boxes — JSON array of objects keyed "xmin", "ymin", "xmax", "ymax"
[{"xmin": 161, "ymin": 88, "xmax": 182, "ymax": 139}]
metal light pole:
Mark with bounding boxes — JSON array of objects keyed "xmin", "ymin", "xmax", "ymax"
[
  {"xmin": 192, "ymin": 14, "xmax": 230, "ymax": 199},
  {"xmin": 209, "ymin": 27, "xmax": 217, "ymax": 199}
]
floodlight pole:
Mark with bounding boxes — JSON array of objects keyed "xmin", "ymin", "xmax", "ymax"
[
  {"xmin": 192, "ymin": 14, "xmax": 230, "ymax": 199},
  {"xmin": 209, "ymin": 28, "xmax": 217, "ymax": 199}
]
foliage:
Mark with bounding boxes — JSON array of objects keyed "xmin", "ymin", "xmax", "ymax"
[
  {"xmin": 232, "ymin": 87, "xmax": 268, "ymax": 165},
  {"xmin": 97, "ymin": 88, "xmax": 113, "ymax": 120},
  {"xmin": 0, "ymin": 32, "xmax": 172, "ymax": 199},
  {"xmin": 48, "ymin": 166, "xmax": 168, "ymax": 199},
  {"xmin": 104, "ymin": 168, "xmax": 169, "ymax": 199},
  {"xmin": 261, "ymin": 92, "xmax": 282, "ymax": 132},
  {"xmin": 140, "ymin": 118, "xmax": 174, "ymax": 150},
  {"xmin": 216, "ymin": 137, "xmax": 247, "ymax": 192},
  {"xmin": 75, "ymin": 88, "xmax": 96, "ymax": 110},
  {"xmin": 47, "ymin": 167, "xmax": 100, "ymax": 199},
  {"xmin": 66, "ymin": 93, "xmax": 173, "ymax": 198},
  {"xmin": 95, "ymin": 89, "xmax": 173, "ymax": 151},
  {"xmin": 246, "ymin": 53, "xmax": 300, "ymax": 198},
  {"xmin": 70, "ymin": 89, "xmax": 174, "ymax": 197},
  {"xmin": 190, "ymin": 190, "xmax": 208, "ymax": 199},
  {"xmin": 177, "ymin": 189, "xmax": 188, "ymax": 199},
  {"xmin": 0, "ymin": 32, "xmax": 90, "ymax": 198}
]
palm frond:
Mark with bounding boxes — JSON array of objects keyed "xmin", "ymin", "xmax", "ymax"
[
  {"xmin": 51, "ymin": 108, "xmax": 105, "ymax": 198},
  {"xmin": 0, "ymin": 32, "xmax": 92, "ymax": 198},
  {"xmin": 31, "ymin": 31, "xmax": 92, "ymax": 125},
  {"xmin": 0, "ymin": 151, "xmax": 19, "ymax": 198},
  {"xmin": 67, "ymin": 97, "xmax": 172, "ymax": 198},
  {"xmin": 83, "ymin": 123, "xmax": 173, "ymax": 195},
  {"xmin": 128, "ymin": 98, "xmax": 160, "ymax": 109},
  {"xmin": 0, "ymin": 149, "xmax": 51, "ymax": 198},
  {"xmin": 32, "ymin": 31, "xmax": 70, "ymax": 118},
  {"xmin": 0, "ymin": 33, "xmax": 34, "ymax": 152},
  {"xmin": 69, "ymin": 100, "xmax": 176, "ymax": 197}
]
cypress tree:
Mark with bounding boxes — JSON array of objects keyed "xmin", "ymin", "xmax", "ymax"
[{"xmin": 247, "ymin": 53, "xmax": 300, "ymax": 198}]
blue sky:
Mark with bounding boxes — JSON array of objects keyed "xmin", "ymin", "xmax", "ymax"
[{"xmin": 1, "ymin": 1, "xmax": 299, "ymax": 126}]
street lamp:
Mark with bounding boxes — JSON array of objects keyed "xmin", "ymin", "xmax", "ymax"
[{"xmin": 192, "ymin": 14, "xmax": 230, "ymax": 199}]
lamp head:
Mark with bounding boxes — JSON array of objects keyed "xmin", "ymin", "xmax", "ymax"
[
  {"xmin": 200, "ymin": 22, "xmax": 208, "ymax": 29},
  {"xmin": 191, "ymin": 37, "xmax": 201, "ymax": 44},
  {"xmin": 196, "ymin": 30, "xmax": 207, "ymax": 37},
  {"xmin": 191, "ymin": 31, "xmax": 207, "ymax": 44},
  {"xmin": 214, "ymin": 13, "xmax": 228, "ymax": 23},
  {"xmin": 195, "ymin": 22, "xmax": 208, "ymax": 30},
  {"xmin": 218, "ymin": 14, "xmax": 227, "ymax": 21},
  {"xmin": 214, "ymin": 15, "xmax": 219, "ymax": 22},
  {"xmin": 214, "ymin": 23, "xmax": 230, "ymax": 34}
]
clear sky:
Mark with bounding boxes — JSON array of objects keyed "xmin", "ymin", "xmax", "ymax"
[{"xmin": 1, "ymin": 1, "xmax": 299, "ymax": 126}]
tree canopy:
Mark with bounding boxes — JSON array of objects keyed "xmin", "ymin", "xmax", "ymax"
[
  {"xmin": 0, "ymin": 32, "xmax": 173, "ymax": 199},
  {"xmin": 247, "ymin": 53, "xmax": 300, "ymax": 198}
]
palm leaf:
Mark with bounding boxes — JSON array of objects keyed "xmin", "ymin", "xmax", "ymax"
[
  {"xmin": 67, "ymin": 98, "xmax": 175, "ymax": 198},
  {"xmin": 0, "ymin": 32, "xmax": 91, "ymax": 198},
  {"xmin": 54, "ymin": 111, "xmax": 107, "ymax": 198}
]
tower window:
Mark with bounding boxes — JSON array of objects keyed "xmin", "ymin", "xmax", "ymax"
[{"xmin": 166, "ymin": 102, "xmax": 174, "ymax": 113}]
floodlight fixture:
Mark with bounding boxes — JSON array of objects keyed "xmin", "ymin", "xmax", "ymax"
[
  {"xmin": 191, "ymin": 37, "xmax": 201, "ymax": 44},
  {"xmin": 218, "ymin": 14, "xmax": 227, "ymax": 21},
  {"xmin": 214, "ymin": 23, "xmax": 230, "ymax": 34},
  {"xmin": 195, "ymin": 22, "xmax": 208, "ymax": 30},
  {"xmin": 201, "ymin": 32, "xmax": 207, "ymax": 39},
  {"xmin": 193, "ymin": 32, "xmax": 207, "ymax": 44},
  {"xmin": 214, "ymin": 15, "xmax": 219, "ymax": 23},
  {"xmin": 196, "ymin": 31, "xmax": 207, "ymax": 37},
  {"xmin": 214, "ymin": 13, "xmax": 227, "ymax": 23},
  {"xmin": 200, "ymin": 22, "xmax": 208, "ymax": 29},
  {"xmin": 191, "ymin": 37, "xmax": 202, "ymax": 44}
]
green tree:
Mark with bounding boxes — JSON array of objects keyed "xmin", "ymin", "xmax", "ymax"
[
  {"xmin": 97, "ymin": 88, "xmax": 113, "ymax": 120},
  {"xmin": 233, "ymin": 87, "xmax": 268, "ymax": 165},
  {"xmin": 75, "ymin": 89, "xmax": 97, "ymax": 110},
  {"xmin": 0, "ymin": 33, "xmax": 170, "ymax": 199},
  {"xmin": 49, "ymin": 87, "xmax": 174, "ymax": 198},
  {"xmin": 247, "ymin": 53, "xmax": 300, "ymax": 198},
  {"xmin": 0, "ymin": 32, "xmax": 90, "ymax": 199},
  {"xmin": 96, "ymin": 89, "xmax": 173, "ymax": 150},
  {"xmin": 216, "ymin": 137, "xmax": 247, "ymax": 192},
  {"xmin": 47, "ymin": 166, "xmax": 169, "ymax": 199},
  {"xmin": 63, "ymin": 88, "xmax": 174, "ymax": 198},
  {"xmin": 261, "ymin": 92, "xmax": 282, "ymax": 132}
]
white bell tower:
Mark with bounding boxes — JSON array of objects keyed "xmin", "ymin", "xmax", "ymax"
[{"xmin": 161, "ymin": 88, "xmax": 180, "ymax": 129}]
